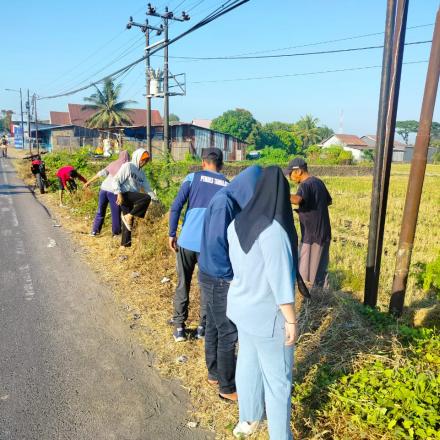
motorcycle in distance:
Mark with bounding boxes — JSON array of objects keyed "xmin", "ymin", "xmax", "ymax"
[{"xmin": 24, "ymin": 152, "xmax": 50, "ymax": 194}]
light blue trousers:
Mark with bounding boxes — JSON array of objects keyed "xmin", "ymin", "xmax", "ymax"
[{"xmin": 236, "ymin": 316, "xmax": 294, "ymax": 440}]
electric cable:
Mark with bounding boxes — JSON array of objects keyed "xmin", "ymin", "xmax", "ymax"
[
  {"xmin": 189, "ymin": 59, "xmax": 428, "ymax": 84},
  {"xmin": 168, "ymin": 39, "xmax": 432, "ymax": 61},
  {"xmin": 38, "ymin": 0, "xmax": 250, "ymax": 100},
  {"xmin": 226, "ymin": 23, "xmax": 434, "ymax": 57}
]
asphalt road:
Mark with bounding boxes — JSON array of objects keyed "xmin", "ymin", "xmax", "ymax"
[{"xmin": 0, "ymin": 156, "xmax": 211, "ymax": 440}]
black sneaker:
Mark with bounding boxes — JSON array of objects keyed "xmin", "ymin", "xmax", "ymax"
[
  {"xmin": 196, "ymin": 326, "xmax": 205, "ymax": 339},
  {"xmin": 173, "ymin": 327, "xmax": 186, "ymax": 342}
]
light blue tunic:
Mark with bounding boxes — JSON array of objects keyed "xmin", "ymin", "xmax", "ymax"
[
  {"xmin": 226, "ymin": 219, "xmax": 296, "ymax": 337},
  {"xmin": 227, "ymin": 219, "xmax": 296, "ymax": 440}
]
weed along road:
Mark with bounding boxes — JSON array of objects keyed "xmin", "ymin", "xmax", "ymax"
[{"xmin": 0, "ymin": 157, "xmax": 210, "ymax": 440}]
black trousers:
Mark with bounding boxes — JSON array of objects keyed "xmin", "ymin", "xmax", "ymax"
[
  {"xmin": 120, "ymin": 192, "xmax": 151, "ymax": 247},
  {"xmin": 198, "ymin": 271, "xmax": 237, "ymax": 394},
  {"xmin": 172, "ymin": 246, "xmax": 206, "ymax": 328}
]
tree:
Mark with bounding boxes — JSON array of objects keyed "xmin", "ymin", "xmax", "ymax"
[
  {"xmin": 316, "ymin": 125, "xmax": 334, "ymax": 143},
  {"xmin": 0, "ymin": 110, "xmax": 13, "ymax": 134},
  {"xmin": 294, "ymin": 114, "xmax": 321, "ymax": 148},
  {"xmin": 395, "ymin": 120, "xmax": 419, "ymax": 145},
  {"xmin": 430, "ymin": 121, "xmax": 440, "ymax": 140},
  {"xmin": 82, "ymin": 78, "xmax": 136, "ymax": 129},
  {"xmin": 211, "ymin": 108, "xmax": 258, "ymax": 141},
  {"xmin": 169, "ymin": 113, "xmax": 180, "ymax": 122},
  {"xmin": 362, "ymin": 149, "xmax": 375, "ymax": 162},
  {"xmin": 274, "ymin": 129, "xmax": 300, "ymax": 154},
  {"xmin": 264, "ymin": 121, "xmax": 294, "ymax": 132}
]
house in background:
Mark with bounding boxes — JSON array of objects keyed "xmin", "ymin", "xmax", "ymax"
[
  {"xmin": 36, "ymin": 105, "xmax": 245, "ymax": 160},
  {"xmin": 39, "ymin": 104, "xmax": 163, "ymax": 151},
  {"xmin": 320, "ymin": 134, "xmax": 370, "ymax": 161},
  {"xmin": 191, "ymin": 119, "xmax": 212, "ymax": 129},
  {"xmin": 121, "ymin": 121, "xmax": 246, "ymax": 161},
  {"xmin": 360, "ymin": 134, "xmax": 407, "ymax": 162}
]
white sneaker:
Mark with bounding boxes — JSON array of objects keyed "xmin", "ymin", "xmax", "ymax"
[{"xmin": 233, "ymin": 421, "xmax": 260, "ymax": 438}]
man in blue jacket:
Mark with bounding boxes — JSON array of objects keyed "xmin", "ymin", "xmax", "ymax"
[
  {"xmin": 198, "ymin": 165, "xmax": 262, "ymax": 402},
  {"xmin": 169, "ymin": 148, "xmax": 228, "ymax": 342}
]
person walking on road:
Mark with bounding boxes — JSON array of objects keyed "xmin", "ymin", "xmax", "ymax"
[
  {"xmin": 198, "ymin": 165, "xmax": 263, "ymax": 403},
  {"xmin": 1, "ymin": 135, "xmax": 9, "ymax": 158},
  {"xmin": 285, "ymin": 157, "xmax": 332, "ymax": 288},
  {"xmin": 227, "ymin": 166, "xmax": 298, "ymax": 440},
  {"xmin": 56, "ymin": 165, "xmax": 87, "ymax": 207},
  {"xmin": 113, "ymin": 148, "xmax": 157, "ymax": 247},
  {"xmin": 169, "ymin": 148, "xmax": 228, "ymax": 342},
  {"xmin": 84, "ymin": 150, "xmax": 130, "ymax": 237}
]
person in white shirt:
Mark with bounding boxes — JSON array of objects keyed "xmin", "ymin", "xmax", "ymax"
[{"xmin": 113, "ymin": 148, "xmax": 157, "ymax": 247}]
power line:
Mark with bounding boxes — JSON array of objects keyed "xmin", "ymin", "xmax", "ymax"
[
  {"xmin": 38, "ymin": 0, "xmax": 250, "ymax": 100},
  {"xmin": 226, "ymin": 23, "xmax": 434, "ymax": 57},
  {"xmin": 189, "ymin": 59, "xmax": 428, "ymax": 83},
  {"xmin": 57, "ymin": 35, "xmax": 146, "ymax": 95},
  {"xmin": 168, "ymin": 39, "xmax": 432, "ymax": 61},
  {"xmin": 38, "ymin": 4, "xmax": 166, "ymax": 93}
]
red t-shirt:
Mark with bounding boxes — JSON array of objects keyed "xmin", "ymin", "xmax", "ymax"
[{"xmin": 56, "ymin": 166, "xmax": 86, "ymax": 188}]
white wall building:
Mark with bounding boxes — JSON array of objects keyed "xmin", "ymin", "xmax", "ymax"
[{"xmin": 320, "ymin": 134, "xmax": 370, "ymax": 161}]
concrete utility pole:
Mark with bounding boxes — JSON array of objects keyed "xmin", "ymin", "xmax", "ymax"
[
  {"xmin": 147, "ymin": 3, "xmax": 190, "ymax": 154},
  {"xmin": 364, "ymin": 0, "xmax": 408, "ymax": 307},
  {"xmin": 127, "ymin": 13, "xmax": 162, "ymax": 158},
  {"xmin": 389, "ymin": 7, "xmax": 440, "ymax": 316},
  {"xmin": 26, "ymin": 89, "xmax": 31, "ymax": 154},
  {"xmin": 4, "ymin": 88, "xmax": 25, "ymax": 149},
  {"xmin": 19, "ymin": 89, "xmax": 25, "ymax": 150},
  {"xmin": 33, "ymin": 94, "xmax": 39, "ymax": 154}
]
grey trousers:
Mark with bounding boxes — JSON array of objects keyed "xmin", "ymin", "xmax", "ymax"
[
  {"xmin": 299, "ymin": 241, "xmax": 330, "ymax": 288},
  {"xmin": 172, "ymin": 246, "xmax": 206, "ymax": 328}
]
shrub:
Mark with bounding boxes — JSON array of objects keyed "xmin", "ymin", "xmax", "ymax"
[
  {"xmin": 253, "ymin": 146, "xmax": 289, "ymax": 165},
  {"xmin": 306, "ymin": 144, "xmax": 354, "ymax": 165},
  {"xmin": 416, "ymin": 254, "xmax": 440, "ymax": 293},
  {"xmin": 323, "ymin": 331, "xmax": 440, "ymax": 440}
]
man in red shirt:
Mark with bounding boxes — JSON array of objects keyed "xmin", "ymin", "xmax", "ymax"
[{"xmin": 56, "ymin": 165, "xmax": 87, "ymax": 206}]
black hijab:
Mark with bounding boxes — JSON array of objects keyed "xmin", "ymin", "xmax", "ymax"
[{"xmin": 234, "ymin": 166, "xmax": 310, "ymax": 298}]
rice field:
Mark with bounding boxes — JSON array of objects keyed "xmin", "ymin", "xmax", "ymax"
[{"xmin": 319, "ymin": 164, "xmax": 440, "ymax": 308}]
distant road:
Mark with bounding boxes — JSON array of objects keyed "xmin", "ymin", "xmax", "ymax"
[{"xmin": 0, "ymin": 156, "xmax": 210, "ymax": 440}]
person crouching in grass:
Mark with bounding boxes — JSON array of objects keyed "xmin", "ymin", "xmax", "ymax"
[
  {"xmin": 84, "ymin": 150, "xmax": 130, "ymax": 237},
  {"xmin": 113, "ymin": 148, "xmax": 157, "ymax": 247},
  {"xmin": 56, "ymin": 165, "xmax": 87, "ymax": 207}
]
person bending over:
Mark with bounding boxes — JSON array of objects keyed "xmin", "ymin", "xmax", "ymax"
[
  {"xmin": 56, "ymin": 165, "xmax": 87, "ymax": 207},
  {"xmin": 113, "ymin": 148, "xmax": 157, "ymax": 247}
]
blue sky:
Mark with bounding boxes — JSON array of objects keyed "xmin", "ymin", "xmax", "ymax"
[{"xmin": 1, "ymin": 0, "xmax": 438, "ymax": 137}]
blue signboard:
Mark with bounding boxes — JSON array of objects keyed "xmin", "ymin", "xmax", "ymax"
[{"xmin": 14, "ymin": 125, "xmax": 24, "ymax": 148}]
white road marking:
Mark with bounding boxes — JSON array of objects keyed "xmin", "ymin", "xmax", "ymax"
[
  {"xmin": 47, "ymin": 238, "xmax": 57, "ymax": 248},
  {"xmin": 19, "ymin": 264, "xmax": 36, "ymax": 299},
  {"xmin": 1, "ymin": 166, "xmax": 19, "ymax": 227}
]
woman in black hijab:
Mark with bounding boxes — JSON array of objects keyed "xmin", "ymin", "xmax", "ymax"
[{"xmin": 226, "ymin": 166, "xmax": 299, "ymax": 440}]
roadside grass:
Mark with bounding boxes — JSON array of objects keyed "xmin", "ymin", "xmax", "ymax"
[{"xmin": 14, "ymin": 156, "xmax": 440, "ymax": 439}]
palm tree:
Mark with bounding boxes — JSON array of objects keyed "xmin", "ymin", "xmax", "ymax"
[
  {"xmin": 82, "ymin": 78, "xmax": 136, "ymax": 128},
  {"xmin": 294, "ymin": 114, "xmax": 321, "ymax": 148}
]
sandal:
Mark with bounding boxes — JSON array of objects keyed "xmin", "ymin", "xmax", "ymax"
[{"xmin": 121, "ymin": 213, "xmax": 133, "ymax": 232}]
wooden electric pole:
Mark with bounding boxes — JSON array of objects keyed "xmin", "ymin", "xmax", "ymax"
[{"xmin": 389, "ymin": 7, "xmax": 440, "ymax": 315}]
